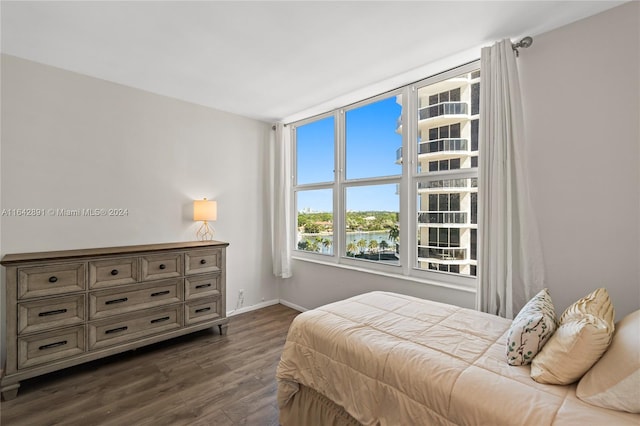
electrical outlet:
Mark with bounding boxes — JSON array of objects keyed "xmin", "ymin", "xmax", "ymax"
[{"xmin": 236, "ymin": 289, "xmax": 245, "ymax": 310}]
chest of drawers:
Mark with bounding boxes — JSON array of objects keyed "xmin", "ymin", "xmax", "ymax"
[{"xmin": 1, "ymin": 241, "xmax": 229, "ymax": 400}]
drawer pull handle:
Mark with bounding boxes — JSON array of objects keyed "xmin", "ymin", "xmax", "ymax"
[
  {"xmin": 151, "ymin": 316, "xmax": 170, "ymax": 324},
  {"xmin": 105, "ymin": 326, "xmax": 128, "ymax": 334},
  {"xmin": 39, "ymin": 340, "xmax": 67, "ymax": 350},
  {"xmin": 48, "ymin": 276, "xmax": 58, "ymax": 283},
  {"xmin": 159, "ymin": 264, "xmax": 166, "ymax": 270},
  {"xmin": 195, "ymin": 283, "xmax": 211, "ymax": 289},
  {"xmin": 105, "ymin": 297, "xmax": 128, "ymax": 305},
  {"xmin": 111, "ymin": 269, "xmax": 119, "ymax": 276},
  {"xmin": 200, "ymin": 259, "xmax": 207, "ymax": 265},
  {"xmin": 195, "ymin": 307, "xmax": 211, "ymax": 313},
  {"xmin": 39, "ymin": 308, "xmax": 68, "ymax": 317},
  {"xmin": 151, "ymin": 290, "xmax": 170, "ymax": 297}
]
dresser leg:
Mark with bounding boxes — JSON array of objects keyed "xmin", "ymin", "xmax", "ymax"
[
  {"xmin": 218, "ymin": 324, "xmax": 228, "ymax": 335},
  {"xmin": 1, "ymin": 383, "xmax": 20, "ymax": 401}
]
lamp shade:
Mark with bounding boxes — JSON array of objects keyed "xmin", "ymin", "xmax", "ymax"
[{"xmin": 193, "ymin": 199, "xmax": 217, "ymax": 221}]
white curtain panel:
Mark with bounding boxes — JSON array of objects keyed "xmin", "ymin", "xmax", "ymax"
[
  {"xmin": 269, "ymin": 123, "xmax": 293, "ymax": 278},
  {"xmin": 477, "ymin": 39, "xmax": 545, "ymax": 318}
]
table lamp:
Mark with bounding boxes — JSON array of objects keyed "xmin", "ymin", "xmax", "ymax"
[{"xmin": 193, "ymin": 198, "xmax": 217, "ymax": 241}]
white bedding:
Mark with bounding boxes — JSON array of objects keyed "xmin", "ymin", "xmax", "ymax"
[{"xmin": 276, "ymin": 291, "xmax": 640, "ymax": 425}]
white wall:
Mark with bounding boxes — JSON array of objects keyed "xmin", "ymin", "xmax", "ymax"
[
  {"xmin": 0, "ymin": 55, "xmax": 278, "ymax": 363},
  {"xmin": 279, "ymin": 260, "xmax": 475, "ymax": 311},
  {"xmin": 519, "ymin": 1, "xmax": 639, "ymax": 320},
  {"xmin": 280, "ymin": 2, "xmax": 640, "ymax": 320}
]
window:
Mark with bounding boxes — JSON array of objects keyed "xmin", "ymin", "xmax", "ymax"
[
  {"xmin": 294, "ymin": 116, "xmax": 335, "ymax": 255},
  {"xmin": 296, "ymin": 116, "xmax": 334, "ymax": 185},
  {"xmin": 292, "ymin": 62, "xmax": 479, "ymax": 287},
  {"xmin": 345, "ymin": 184, "xmax": 399, "ymax": 264},
  {"xmin": 345, "ymin": 97, "xmax": 402, "ymax": 180},
  {"xmin": 296, "ymin": 189, "xmax": 333, "ymax": 254}
]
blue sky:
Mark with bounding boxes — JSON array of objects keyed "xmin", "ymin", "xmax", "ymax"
[{"xmin": 296, "ymin": 96, "xmax": 402, "ymax": 212}]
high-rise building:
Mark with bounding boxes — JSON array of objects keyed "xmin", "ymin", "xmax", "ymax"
[{"xmin": 414, "ymin": 70, "xmax": 479, "ymax": 276}]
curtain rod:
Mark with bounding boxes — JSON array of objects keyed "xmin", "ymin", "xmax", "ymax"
[{"xmin": 512, "ymin": 36, "xmax": 533, "ymax": 57}]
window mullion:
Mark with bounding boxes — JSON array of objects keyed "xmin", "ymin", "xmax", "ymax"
[
  {"xmin": 402, "ymin": 85, "xmax": 417, "ymax": 275},
  {"xmin": 335, "ymin": 109, "xmax": 345, "ymax": 262}
]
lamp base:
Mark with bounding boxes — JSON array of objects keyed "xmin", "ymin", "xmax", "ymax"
[{"xmin": 196, "ymin": 221, "xmax": 215, "ymax": 241}]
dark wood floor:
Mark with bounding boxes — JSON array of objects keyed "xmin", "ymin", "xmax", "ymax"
[{"xmin": 0, "ymin": 303, "xmax": 300, "ymax": 426}]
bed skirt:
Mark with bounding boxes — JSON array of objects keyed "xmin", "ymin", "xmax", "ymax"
[{"xmin": 279, "ymin": 384, "xmax": 362, "ymax": 426}]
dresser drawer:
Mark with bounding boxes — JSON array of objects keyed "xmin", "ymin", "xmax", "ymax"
[
  {"xmin": 18, "ymin": 295, "xmax": 86, "ymax": 335},
  {"xmin": 185, "ymin": 273, "xmax": 221, "ymax": 301},
  {"xmin": 89, "ymin": 279, "xmax": 183, "ymax": 319},
  {"xmin": 18, "ymin": 326, "xmax": 85, "ymax": 369},
  {"xmin": 185, "ymin": 297, "xmax": 222, "ymax": 325},
  {"xmin": 18, "ymin": 263, "xmax": 86, "ymax": 299},
  {"xmin": 89, "ymin": 257, "xmax": 138, "ymax": 289},
  {"xmin": 88, "ymin": 305, "xmax": 182, "ymax": 350},
  {"xmin": 185, "ymin": 249, "xmax": 222, "ymax": 275},
  {"xmin": 141, "ymin": 253, "xmax": 182, "ymax": 281}
]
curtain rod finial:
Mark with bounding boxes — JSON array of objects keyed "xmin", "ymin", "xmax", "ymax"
[{"xmin": 512, "ymin": 36, "xmax": 534, "ymax": 56}]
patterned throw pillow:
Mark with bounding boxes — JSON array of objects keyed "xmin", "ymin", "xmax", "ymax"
[
  {"xmin": 506, "ymin": 288, "xmax": 558, "ymax": 365},
  {"xmin": 531, "ymin": 288, "xmax": 615, "ymax": 385}
]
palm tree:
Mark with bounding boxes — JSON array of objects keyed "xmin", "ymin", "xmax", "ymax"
[
  {"xmin": 379, "ymin": 239, "xmax": 389, "ymax": 253},
  {"xmin": 388, "ymin": 225, "xmax": 400, "ymax": 253},
  {"xmin": 307, "ymin": 238, "xmax": 320, "ymax": 253},
  {"xmin": 346, "ymin": 241, "xmax": 357, "ymax": 257},
  {"xmin": 321, "ymin": 238, "xmax": 332, "ymax": 254},
  {"xmin": 356, "ymin": 238, "xmax": 367, "ymax": 255},
  {"xmin": 368, "ymin": 239, "xmax": 379, "ymax": 261},
  {"xmin": 388, "ymin": 225, "xmax": 399, "ymax": 243}
]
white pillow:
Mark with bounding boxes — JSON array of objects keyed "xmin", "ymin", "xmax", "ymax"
[
  {"xmin": 531, "ymin": 288, "xmax": 615, "ymax": 385},
  {"xmin": 577, "ymin": 309, "xmax": 640, "ymax": 413},
  {"xmin": 506, "ymin": 288, "xmax": 557, "ymax": 365}
]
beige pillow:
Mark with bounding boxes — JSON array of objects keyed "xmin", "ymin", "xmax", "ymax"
[
  {"xmin": 530, "ymin": 288, "xmax": 615, "ymax": 385},
  {"xmin": 577, "ymin": 310, "xmax": 640, "ymax": 413},
  {"xmin": 506, "ymin": 288, "xmax": 558, "ymax": 365}
]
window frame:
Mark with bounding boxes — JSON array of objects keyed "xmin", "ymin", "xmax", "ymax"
[
  {"xmin": 291, "ymin": 111, "xmax": 338, "ymax": 260},
  {"xmin": 290, "ymin": 60, "xmax": 480, "ymax": 290}
]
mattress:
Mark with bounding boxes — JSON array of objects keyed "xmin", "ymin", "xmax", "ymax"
[{"xmin": 276, "ymin": 291, "xmax": 639, "ymax": 425}]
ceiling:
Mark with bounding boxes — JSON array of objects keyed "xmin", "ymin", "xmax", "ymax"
[{"xmin": 1, "ymin": 1, "xmax": 626, "ymax": 123}]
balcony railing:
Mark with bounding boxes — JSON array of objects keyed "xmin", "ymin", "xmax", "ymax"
[
  {"xmin": 418, "ymin": 211, "xmax": 467, "ymax": 224},
  {"xmin": 419, "ymin": 102, "xmax": 468, "ymax": 121},
  {"xmin": 417, "ymin": 246, "xmax": 467, "ymax": 261},
  {"xmin": 398, "ymin": 101, "xmax": 470, "ymax": 133},
  {"xmin": 418, "ymin": 178, "xmax": 476, "ymax": 190},
  {"xmin": 419, "ymin": 138, "xmax": 468, "ymax": 155},
  {"xmin": 396, "ymin": 138, "xmax": 469, "ymax": 161}
]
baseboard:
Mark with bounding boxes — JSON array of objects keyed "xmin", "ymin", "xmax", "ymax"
[
  {"xmin": 227, "ymin": 299, "xmax": 280, "ymax": 317},
  {"xmin": 226, "ymin": 298, "xmax": 308, "ymax": 316},
  {"xmin": 278, "ymin": 299, "xmax": 308, "ymax": 313}
]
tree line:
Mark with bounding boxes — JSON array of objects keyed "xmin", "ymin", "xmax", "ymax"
[{"xmin": 297, "ymin": 211, "xmax": 398, "ymax": 234}]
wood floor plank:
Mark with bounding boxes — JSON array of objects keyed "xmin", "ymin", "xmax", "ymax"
[{"xmin": 0, "ymin": 304, "xmax": 299, "ymax": 426}]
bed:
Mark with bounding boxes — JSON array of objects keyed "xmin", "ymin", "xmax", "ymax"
[{"xmin": 276, "ymin": 291, "xmax": 639, "ymax": 425}]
